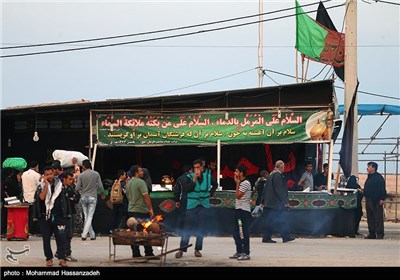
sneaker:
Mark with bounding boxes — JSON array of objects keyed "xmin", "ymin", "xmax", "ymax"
[
  {"xmin": 229, "ymin": 252, "xmax": 241, "ymax": 259},
  {"xmin": 283, "ymin": 236, "xmax": 296, "ymax": 243},
  {"xmin": 66, "ymin": 255, "xmax": 77, "ymax": 262},
  {"xmin": 237, "ymin": 254, "xmax": 251, "ymax": 261},
  {"xmin": 175, "ymin": 251, "xmax": 183, "ymax": 258},
  {"xmin": 262, "ymin": 239, "xmax": 277, "ymax": 243},
  {"xmin": 46, "ymin": 259, "xmax": 53, "ymax": 267},
  {"xmin": 59, "ymin": 260, "xmax": 68, "ymax": 267},
  {"xmin": 364, "ymin": 234, "xmax": 376, "ymax": 239},
  {"xmin": 194, "ymin": 250, "xmax": 202, "ymax": 257},
  {"xmin": 81, "ymin": 237, "xmax": 87, "ymax": 241}
]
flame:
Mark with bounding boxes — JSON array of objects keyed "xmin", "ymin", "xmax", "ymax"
[{"xmin": 141, "ymin": 215, "xmax": 163, "ymax": 233}]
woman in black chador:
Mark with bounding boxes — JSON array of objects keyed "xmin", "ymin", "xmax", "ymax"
[{"xmin": 346, "ymin": 175, "xmax": 363, "ymax": 235}]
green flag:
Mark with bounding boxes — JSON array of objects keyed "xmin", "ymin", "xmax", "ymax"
[{"xmin": 295, "ymin": 0, "xmax": 345, "ymax": 67}]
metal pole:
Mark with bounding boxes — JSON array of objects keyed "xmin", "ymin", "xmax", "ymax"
[
  {"xmin": 384, "ymin": 151, "xmax": 387, "ymax": 183},
  {"xmin": 217, "ymin": 139, "xmax": 221, "ymax": 190},
  {"xmin": 395, "ymin": 138, "xmax": 399, "ymax": 222},
  {"xmin": 258, "ymin": 0, "xmax": 264, "ymax": 87},
  {"xmin": 91, "ymin": 143, "xmax": 98, "ymax": 169}
]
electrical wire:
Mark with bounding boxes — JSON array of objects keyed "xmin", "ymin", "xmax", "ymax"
[
  {"xmin": 1, "ymin": 0, "xmax": 333, "ymax": 50},
  {"xmin": 1, "ymin": 2, "xmax": 345, "ymax": 58},
  {"xmin": 143, "ymin": 67, "xmax": 258, "ymax": 97},
  {"xmin": 262, "ymin": 68, "xmax": 400, "ymax": 101},
  {"xmin": 375, "ymin": 0, "xmax": 400, "ymax": 6}
]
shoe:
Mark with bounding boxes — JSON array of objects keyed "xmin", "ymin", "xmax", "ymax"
[
  {"xmin": 364, "ymin": 234, "xmax": 376, "ymax": 239},
  {"xmin": 194, "ymin": 250, "xmax": 202, "ymax": 257},
  {"xmin": 262, "ymin": 239, "xmax": 277, "ymax": 243},
  {"xmin": 59, "ymin": 260, "xmax": 68, "ymax": 267},
  {"xmin": 90, "ymin": 237, "xmax": 96, "ymax": 240},
  {"xmin": 66, "ymin": 255, "xmax": 77, "ymax": 262},
  {"xmin": 283, "ymin": 236, "xmax": 296, "ymax": 243},
  {"xmin": 46, "ymin": 259, "xmax": 53, "ymax": 267},
  {"xmin": 376, "ymin": 235, "xmax": 384, "ymax": 240},
  {"xmin": 237, "ymin": 254, "xmax": 251, "ymax": 260},
  {"xmin": 132, "ymin": 253, "xmax": 142, "ymax": 258},
  {"xmin": 229, "ymin": 252, "xmax": 241, "ymax": 259},
  {"xmin": 175, "ymin": 251, "xmax": 183, "ymax": 258},
  {"xmin": 81, "ymin": 237, "xmax": 87, "ymax": 241}
]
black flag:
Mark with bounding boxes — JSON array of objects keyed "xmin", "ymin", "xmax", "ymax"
[
  {"xmin": 339, "ymin": 82, "xmax": 359, "ymax": 178},
  {"xmin": 316, "ymin": 1, "xmax": 345, "ymax": 81}
]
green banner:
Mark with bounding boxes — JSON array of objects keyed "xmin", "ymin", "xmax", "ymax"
[{"xmin": 93, "ymin": 110, "xmax": 332, "ymax": 146}]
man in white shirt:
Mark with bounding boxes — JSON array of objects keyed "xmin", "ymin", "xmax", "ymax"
[{"xmin": 21, "ymin": 160, "xmax": 41, "ymax": 234}]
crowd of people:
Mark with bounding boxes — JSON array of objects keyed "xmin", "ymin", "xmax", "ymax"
[{"xmin": 1, "ymin": 154, "xmax": 388, "ymax": 265}]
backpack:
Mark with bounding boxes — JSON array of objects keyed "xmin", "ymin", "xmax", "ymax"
[{"xmin": 110, "ymin": 179, "xmax": 123, "ymax": 205}]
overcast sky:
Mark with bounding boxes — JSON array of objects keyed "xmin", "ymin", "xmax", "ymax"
[{"xmin": 1, "ymin": 0, "xmax": 399, "ymax": 172}]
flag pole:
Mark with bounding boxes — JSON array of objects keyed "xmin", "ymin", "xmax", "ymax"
[
  {"xmin": 344, "ymin": 0, "xmax": 358, "ymax": 176},
  {"xmin": 303, "ymin": 58, "xmax": 309, "ymax": 82},
  {"xmin": 301, "ymin": 54, "xmax": 304, "ymax": 83},
  {"xmin": 295, "ymin": 50, "xmax": 299, "ymax": 83}
]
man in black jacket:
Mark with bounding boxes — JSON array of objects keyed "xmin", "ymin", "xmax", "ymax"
[
  {"xmin": 363, "ymin": 162, "xmax": 387, "ymax": 239},
  {"xmin": 34, "ymin": 166, "xmax": 72, "ymax": 267},
  {"xmin": 260, "ymin": 160, "xmax": 295, "ymax": 243},
  {"xmin": 173, "ymin": 164, "xmax": 193, "ymax": 234}
]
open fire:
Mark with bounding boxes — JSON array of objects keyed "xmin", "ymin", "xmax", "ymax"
[{"xmin": 141, "ymin": 215, "xmax": 163, "ymax": 233}]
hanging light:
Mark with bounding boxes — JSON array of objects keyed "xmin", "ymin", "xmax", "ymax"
[
  {"xmin": 33, "ymin": 113, "xmax": 39, "ymax": 142},
  {"xmin": 33, "ymin": 131, "xmax": 39, "ymax": 142}
]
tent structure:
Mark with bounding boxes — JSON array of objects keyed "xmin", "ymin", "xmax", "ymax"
[{"xmin": 338, "ymin": 104, "xmax": 400, "ymax": 116}]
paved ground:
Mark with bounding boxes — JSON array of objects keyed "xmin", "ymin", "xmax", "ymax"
[{"xmin": 1, "ymin": 221, "xmax": 399, "ymax": 268}]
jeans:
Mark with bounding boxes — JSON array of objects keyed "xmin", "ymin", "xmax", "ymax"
[
  {"xmin": 112, "ymin": 204, "xmax": 125, "ymax": 231},
  {"xmin": 232, "ymin": 209, "xmax": 251, "ymax": 255},
  {"xmin": 39, "ymin": 217, "xmax": 67, "ymax": 261},
  {"xmin": 80, "ymin": 196, "xmax": 97, "ymax": 239},
  {"xmin": 179, "ymin": 206, "xmax": 207, "ymax": 251}
]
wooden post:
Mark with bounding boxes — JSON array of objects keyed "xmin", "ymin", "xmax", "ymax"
[
  {"xmin": 345, "ymin": 0, "xmax": 358, "ymax": 175},
  {"xmin": 334, "ymin": 163, "xmax": 341, "ymax": 195}
]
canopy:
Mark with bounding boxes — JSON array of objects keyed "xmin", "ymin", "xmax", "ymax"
[{"xmin": 339, "ymin": 104, "xmax": 400, "ymax": 116}]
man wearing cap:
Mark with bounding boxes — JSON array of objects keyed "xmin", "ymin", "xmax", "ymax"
[{"xmin": 363, "ymin": 161, "xmax": 387, "ymax": 239}]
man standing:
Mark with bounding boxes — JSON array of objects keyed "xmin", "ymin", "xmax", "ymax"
[
  {"xmin": 261, "ymin": 160, "xmax": 295, "ymax": 243},
  {"xmin": 173, "ymin": 164, "xmax": 193, "ymax": 235},
  {"xmin": 21, "ymin": 160, "xmax": 41, "ymax": 235},
  {"xmin": 76, "ymin": 159, "xmax": 105, "ymax": 241},
  {"xmin": 298, "ymin": 162, "xmax": 314, "ymax": 191},
  {"xmin": 33, "ymin": 166, "xmax": 72, "ymax": 267},
  {"xmin": 175, "ymin": 159, "xmax": 216, "ymax": 258},
  {"xmin": 125, "ymin": 165, "xmax": 155, "ymax": 258},
  {"xmin": 364, "ymin": 162, "xmax": 387, "ymax": 239},
  {"xmin": 111, "ymin": 169, "xmax": 128, "ymax": 231},
  {"xmin": 229, "ymin": 165, "xmax": 252, "ymax": 261},
  {"xmin": 314, "ymin": 163, "xmax": 329, "ymax": 191}
]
